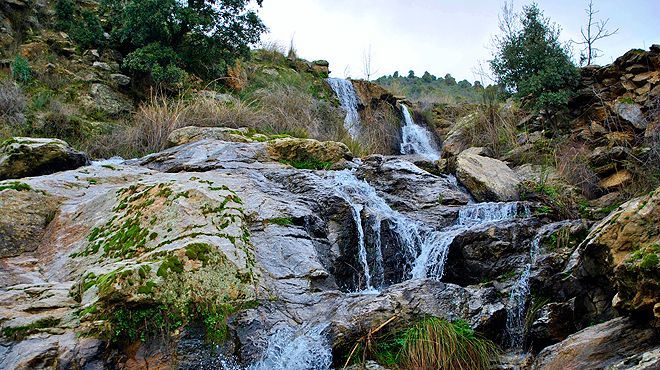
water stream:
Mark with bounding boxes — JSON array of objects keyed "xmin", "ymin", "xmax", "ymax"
[
  {"xmin": 332, "ymin": 170, "xmax": 529, "ymax": 290},
  {"xmin": 327, "ymin": 78, "xmax": 361, "ymax": 137},
  {"xmin": 249, "ymin": 324, "xmax": 332, "ymax": 370},
  {"xmin": 400, "ymin": 104, "xmax": 441, "ymax": 161},
  {"xmin": 505, "ymin": 221, "xmax": 572, "ymax": 350}
]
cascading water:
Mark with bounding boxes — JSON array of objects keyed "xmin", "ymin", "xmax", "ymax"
[
  {"xmin": 399, "ymin": 104, "xmax": 441, "ymax": 161},
  {"xmin": 505, "ymin": 221, "xmax": 570, "ymax": 351},
  {"xmin": 331, "ymin": 170, "xmax": 530, "ymax": 290},
  {"xmin": 327, "ymin": 78, "xmax": 361, "ymax": 137},
  {"xmin": 410, "ymin": 202, "xmax": 529, "ymax": 279},
  {"xmin": 249, "ymin": 324, "xmax": 332, "ymax": 370}
]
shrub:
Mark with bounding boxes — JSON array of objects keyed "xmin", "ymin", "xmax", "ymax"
[
  {"xmin": 554, "ymin": 141, "xmax": 600, "ymax": 199},
  {"xmin": 395, "ymin": 318, "xmax": 499, "ymax": 370},
  {"xmin": 103, "ymin": 0, "xmax": 266, "ymax": 83},
  {"xmin": 69, "ymin": 10, "xmax": 105, "ymax": 49},
  {"xmin": 123, "ymin": 43, "xmax": 186, "ymax": 86},
  {"xmin": 10, "ymin": 56, "xmax": 31, "ymax": 83},
  {"xmin": 490, "ymin": 3, "xmax": 579, "ymax": 119},
  {"xmin": 0, "ymin": 80, "xmax": 27, "ymax": 132},
  {"xmin": 38, "ymin": 101, "xmax": 84, "ymax": 142},
  {"xmin": 0, "ymin": 80, "xmax": 26, "ymax": 118},
  {"xmin": 466, "ymin": 86, "xmax": 519, "ymax": 157},
  {"xmin": 55, "ymin": 0, "xmax": 75, "ymax": 31}
]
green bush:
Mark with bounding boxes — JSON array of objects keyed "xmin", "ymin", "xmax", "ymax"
[
  {"xmin": 55, "ymin": 0, "xmax": 75, "ymax": 31},
  {"xmin": 11, "ymin": 56, "xmax": 31, "ymax": 83},
  {"xmin": 103, "ymin": 0, "xmax": 266, "ymax": 84},
  {"xmin": 490, "ymin": 4, "xmax": 579, "ymax": 118},
  {"xmin": 69, "ymin": 10, "xmax": 105, "ymax": 49},
  {"xmin": 123, "ymin": 42, "xmax": 186, "ymax": 85}
]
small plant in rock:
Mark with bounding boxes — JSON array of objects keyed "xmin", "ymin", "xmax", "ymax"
[{"xmin": 10, "ymin": 56, "xmax": 31, "ymax": 83}]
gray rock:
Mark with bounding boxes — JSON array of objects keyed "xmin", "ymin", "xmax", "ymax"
[
  {"xmin": 0, "ymin": 137, "xmax": 89, "ymax": 180},
  {"xmin": 0, "ymin": 189, "xmax": 59, "ymax": 258},
  {"xmin": 167, "ymin": 126, "xmax": 253, "ymax": 147},
  {"xmin": 88, "ymin": 83, "xmax": 132, "ymax": 116},
  {"xmin": 197, "ymin": 90, "xmax": 237, "ymax": 103},
  {"xmin": 614, "ymin": 101, "xmax": 647, "ymax": 129},
  {"xmin": 92, "ymin": 61, "xmax": 111, "ymax": 71},
  {"xmin": 532, "ymin": 317, "xmax": 659, "ymax": 370},
  {"xmin": 456, "ymin": 147, "xmax": 520, "ymax": 202},
  {"xmin": 110, "ymin": 73, "xmax": 131, "ymax": 86}
]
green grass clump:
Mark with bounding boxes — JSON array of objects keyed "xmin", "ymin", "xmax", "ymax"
[
  {"xmin": 0, "ymin": 181, "xmax": 31, "ymax": 191},
  {"xmin": 347, "ymin": 317, "xmax": 499, "ymax": 370}
]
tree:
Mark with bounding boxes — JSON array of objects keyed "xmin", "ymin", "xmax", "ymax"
[
  {"xmin": 103, "ymin": 0, "xmax": 266, "ymax": 85},
  {"xmin": 407, "ymin": 70, "xmax": 415, "ymax": 78},
  {"xmin": 421, "ymin": 71, "xmax": 435, "ymax": 82},
  {"xmin": 575, "ymin": 0, "xmax": 618, "ymax": 66},
  {"xmin": 393, "ymin": 71, "xmax": 399, "ymax": 78},
  {"xmin": 444, "ymin": 73, "xmax": 456, "ymax": 85},
  {"xmin": 362, "ymin": 45, "xmax": 377, "ymax": 81},
  {"xmin": 490, "ymin": 3, "xmax": 579, "ymax": 116},
  {"xmin": 458, "ymin": 79, "xmax": 472, "ymax": 89}
]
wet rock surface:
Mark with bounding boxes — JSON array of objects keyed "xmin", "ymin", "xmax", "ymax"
[
  {"xmin": 0, "ymin": 136, "xmax": 656, "ymax": 369},
  {"xmin": 532, "ymin": 317, "xmax": 659, "ymax": 370}
]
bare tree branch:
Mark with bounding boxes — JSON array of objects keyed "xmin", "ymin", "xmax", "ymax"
[{"xmin": 577, "ymin": 0, "xmax": 619, "ymax": 65}]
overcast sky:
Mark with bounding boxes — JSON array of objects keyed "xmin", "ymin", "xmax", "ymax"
[{"xmin": 257, "ymin": 0, "xmax": 659, "ymax": 83}]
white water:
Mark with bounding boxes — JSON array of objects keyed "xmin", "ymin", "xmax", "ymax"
[
  {"xmin": 327, "ymin": 78, "xmax": 361, "ymax": 137},
  {"xmin": 505, "ymin": 221, "xmax": 569, "ymax": 350},
  {"xmin": 400, "ymin": 104, "xmax": 441, "ymax": 161},
  {"xmin": 411, "ymin": 202, "xmax": 528, "ymax": 279},
  {"xmin": 249, "ymin": 323, "xmax": 332, "ymax": 370},
  {"xmin": 332, "ymin": 170, "xmax": 529, "ymax": 289},
  {"xmin": 91, "ymin": 156, "xmax": 125, "ymax": 166}
]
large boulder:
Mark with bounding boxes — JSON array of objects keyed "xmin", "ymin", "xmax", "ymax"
[
  {"xmin": 455, "ymin": 147, "xmax": 521, "ymax": 202},
  {"xmin": 266, "ymin": 137, "xmax": 353, "ymax": 166},
  {"xmin": 167, "ymin": 126, "xmax": 254, "ymax": 147},
  {"xmin": 532, "ymin": 317, "xmax": 659, "ymax": 370},
  {"xmin": 564, "ymin": 188, "xmax": 659, "ymax": 321},
  {"xmin": 0, "ymin": 137, "xmax": 89, "ymax": 180},
  {"xmin": 0, "ymin": 186, "xmax": 59, "ymax": 258}
]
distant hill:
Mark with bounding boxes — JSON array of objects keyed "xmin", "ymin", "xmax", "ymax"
[{"xmin": 374, "ymin": 72, "xmax": 483, "ymax": 105}]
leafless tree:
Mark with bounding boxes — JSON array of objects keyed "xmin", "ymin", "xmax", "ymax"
[
  {"xmin": 362, "ymin": 45, "xmax": 378, "ymax": 81},
  {"xmin": 575, "ymin": 0, "xmax": 618, "ymax": 66}
]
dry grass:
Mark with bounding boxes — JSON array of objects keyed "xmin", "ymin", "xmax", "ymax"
[
  {"xmin": 554, "ymin": 141, "xmax": 601, "ymax": 199},
  {"xmin": 185, "ymin": 97, "xmax": 265, "ymax": 129},
  {"xmin": 121, "ymin": 93, "xmax": 189, "ymax": 155},
  {"xmin": 0, "ymin": 79, "xmax": 27, "ymax": 134},
  {"xmin": 465, "ymin": 90, "xmax": 519, "ymax": 157},
  {"xmin": 359, "ymin": 102, "xmax": 403, "ymax": 155}
]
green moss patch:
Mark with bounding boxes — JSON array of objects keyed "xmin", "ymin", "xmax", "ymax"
[
  {"xmin": 279, "ymin": 158, "xmax": 333, "ymax": 170},
  {"xmin": 0, "ymin": 181, "xmax": 32, "ymax": 191},
  {"xmin": 2, "ymin": 318, "xmax": 61, "ymax": 341}
]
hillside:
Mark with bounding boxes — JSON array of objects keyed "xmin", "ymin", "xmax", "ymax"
[{"xmin": 0, "ymin": 1, "xmax": 659, "ymax": 370}]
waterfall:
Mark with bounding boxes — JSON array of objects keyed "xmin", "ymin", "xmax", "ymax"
[
  {"xmin": 505, "ymin": 221, "xmax": 570, "ymax": 351},
  {"xmin": 411, "ymin": 202, "xmax": 528, "ymax": 279},
  {"xmin": 400, "ymin": 104, "xmax": 441, "ymax": 161},
  {"xmin": 250, "ymin": 324, "xmax": 332, "ymax": 370},
  {"xmin": 327, "ymin": 78, "xmax": 361, "ymax": 137},
  {"xmin": 331, "ymin": 171, "xmax": 529, "ymax": 290}
]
